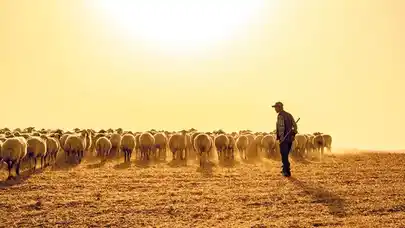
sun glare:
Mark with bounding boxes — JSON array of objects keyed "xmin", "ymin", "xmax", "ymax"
[{"xmin": 92, "ymin": 0, "xmax": 267, "ymax": 54}]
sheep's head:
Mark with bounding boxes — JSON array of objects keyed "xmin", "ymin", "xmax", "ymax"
[
  {"xmin": 95, "ymin": 130, "xmax": 104, "ymax": 134},
  {"xmin": 40, "ymin": 134, "xmax": 48, "ymax": 141},
  {"xmin": 54, "ymin": 129, "xmax": 63, "ymax": 134},
  {"xmin": 32, "ymin": 132, "xmax": 40, "ymax": 136},
  {"xmin": 5, "ymin": 133, "xmax": 15, "ymax": 138},
  {"xmin": 80, "ymin": 130, "xmax": 88, "ymax": 137}
]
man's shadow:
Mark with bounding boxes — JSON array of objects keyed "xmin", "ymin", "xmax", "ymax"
[{"xmin": 288, "ymin": 177, "xmax": 347, "ymax": 217}]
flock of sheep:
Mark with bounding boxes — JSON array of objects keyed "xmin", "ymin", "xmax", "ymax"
[{"xmin": 0, "ymin": 127, "xmax": 332, "ymax": 180}]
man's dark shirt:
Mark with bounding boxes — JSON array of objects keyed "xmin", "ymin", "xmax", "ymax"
[{"xmin": 276, "ymin": 110, "xmax": 297, "ymax": 143}]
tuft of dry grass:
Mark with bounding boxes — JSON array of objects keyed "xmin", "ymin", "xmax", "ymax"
[{"xmin": 1, "ymin": 151, "xmax": 405, "ymax": 227}]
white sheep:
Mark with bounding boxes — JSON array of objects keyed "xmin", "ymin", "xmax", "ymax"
[
  {"xmin": 26, "ymin": 136, "xmax": 47, "ymax": 170},
  {"xmin": 188, "ymin": 131, "xmax": 200, "ymax": 160},
  {"xmin": 1, "ymin": 137, "xmax": 28, "ymax": 179},
  {"xmin": 322, "ymin": 134, "xmax": 332, "ymax": 153},
  {"xmin": 139, "ymin": 132, "xmax": 155, "ymax": 161},
  {"xmin": 236, "ymin": 135, "xmax": 249, "ymax": 159},
  {"xmin": 305, "ymin": 134, "xmax": 315, "ymax": 155},
  {"xmin": 193, "ymin": 133, "xmax": 213, "ymax": 168},
  {"xmin": 312, "ymin": 133, "xmax": 325, "ymax": 160},
  {"xmin": 84, "ymin": 130, "xmax": 92, "ymax": 157},
  {"xmin": 44, "ymin": 135, "xmax": 60, "ymax": 165},
  {"xmin": 59, "ymin": 133, "xmax": 70, "ymax": 149},
  {"xmin": 120, "ymin": 133, "xmax": 136, "ymax": 163},
  {"xmin": 109, "ymin": 133, "xmax": 121, "ymax": 158},
  {"xmin": 226, "ymin": 134, "xmax": 236, "ymax": 160},
  {"xmin": 214, "ymin": 134, "xmax": 229, "ymax": 161},
  {"xmin": 261, "ymin": 134, "xmax": 277, "ymax": 158},
  {"xmin": 64, "ymin": 131, "xmax": 87, "ymax": 163},
  {"xmin": 254, "ymin": 135, "xmax": 264, "ymax": 157},
  {"xmin": 292, "ymin": 134, "xmax": 307, "ymax": 157},
  {"xmin": 168, "ymin": 131, "xmax": 187, "ymax": 161},
  {"xmin": 153, "ymin": 132, "xmax": 168, "ymax": 161},
  {"xmin": 95, "ymin": 136, "xmax": 112, "ymax": 162},
  {"xmin": 134, "ymin": 134, "xmax": 141, "ymax": 158}
]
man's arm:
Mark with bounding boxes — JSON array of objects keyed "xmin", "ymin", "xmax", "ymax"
[{"xmin": 277, "ymin": 114, "xmax": 285, "ymax": 140}]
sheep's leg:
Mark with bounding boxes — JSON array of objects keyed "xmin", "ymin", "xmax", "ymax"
[
  {"xmin": 33, "ymin": 157, "xmax": 37, "ymax": 170},
  {"xmin": 16, "ymin": 161, "xmax": 21, "ymax": 176},
  {"xmin": 80, "ymin": 150, "xmax": 84, "ymax": 162},
  {"xmin": 185, "ymin": 148, "xmax": 188, "ymax": 160},
  {"xmin": 7, "ymin": 161, "xmax": 13, "ymax": 180},
  {"xmin": 65, "ymin": 151, "xmax": 69, "ymax": 163},
  {"xmin": 172, "ymin": 150, "xmax": 176, "ymax": 161},
  {"xmin": 181, "ymin": 148, "xmax": 185, "ymax": 160},
  {"xmin": 199, "ymin": 152, "xmax": 203, "ymax": 168}
]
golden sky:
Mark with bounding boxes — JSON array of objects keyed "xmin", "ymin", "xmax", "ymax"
[{"xmin": 0, "ymin": 0, "xmax": 404, "ymax": 150}]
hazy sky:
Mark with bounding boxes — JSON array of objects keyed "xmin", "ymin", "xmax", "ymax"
[{"xmin": 1, "ymin": 0, "xmax": 404, "ymax": 150}]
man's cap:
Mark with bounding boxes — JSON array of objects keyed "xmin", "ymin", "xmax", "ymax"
[{"xmin": 271, "ymin": 101, "xmax": 283, "ymax": 108}]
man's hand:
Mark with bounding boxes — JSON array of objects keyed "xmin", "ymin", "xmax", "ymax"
[{"xmin": 279, "ymin": 135, "xmax": 284, "ymax": 142}]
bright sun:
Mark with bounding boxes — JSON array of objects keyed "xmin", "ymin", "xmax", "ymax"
[{"xmin": 93, "ymin": 0, "xmax": 267, "ymax": 53}]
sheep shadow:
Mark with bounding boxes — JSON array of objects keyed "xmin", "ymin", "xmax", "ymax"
[
  {"xmin": 132, "ymin": 160, "xmax": 152, "ymax": 168},
  {"xmin": 218, "ymin": 159, "xmax": 240, "ymax": 168},
  {"xmin": 51, "ymin": 160, "xmax": 80, "ymax": 171},
  {"xmin": 113, "ymin": 161, "xmax": 131, "ymax": 170},
  {"xmin": 290, "ymin": 155, "xmax": 312, "ymax": 164},
  {"xmin": 288, "ymin": 177, "xmax": 347, "ymax": 217},
  {"xmin": 167, "ymin": 159, "xmax": 188, "ymax": 168},
  {"xmin": 196, "ymin": 161, "xmax": 215, "ymax": 177},
  {"xmin": 0, "ymin": 168, "xmax": 44, "ymax": 189},
  {"xmin": 87, "ymin": 161, "xmax": 106, "ymax": 169}
]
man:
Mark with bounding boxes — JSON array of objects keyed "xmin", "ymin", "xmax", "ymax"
[{"xmin": 271, "ymin": 102, "xmax": 297, "ymax": 177}]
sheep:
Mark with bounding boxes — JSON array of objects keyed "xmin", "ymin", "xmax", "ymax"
[
  {"xmin": 1, "ymin": 137, "xmax": 28, "ymax": 179},
  {"xmin": 59, "ymin": 133, "xmax": 70, "ymax": 149},
  {"xmin": 168, "ymin": 131, "xmax": 187, "ymax": 161},
  {"xmin": 120, "ymin": 133, "xmax": 136, "ymax": 163},
  {"xmin": 193, "ymin": 133, "xmax": 213, "ymax": 168},
  {"xmin": 153, "ymin": 132, "xmax": 168, "ymax": 161},
  {"xmin": 44, "ymin": 135, "xmax": 60, "ymax": 165},
  {"xmin": 305, "ymin": 134, "xmax": 315, "ymax": 156},
  {"xmin": 139, "ymin": 132, "xmax": 155, "ymax": 161},
  {"xmin": 226, "ymin": 134, "xmax": 236, "ymax": 160},
  {"xmin": 26, "ymin": 136, "xmax": 47, "ymax": 170},
  {"xmin": 261, "ymin": 134, "xmax": 277, "ymax": 158},
  {"xmin": 84, "ymin": 130, "xmax": 92, "ymax": 157},
  {"xmin": 188, "ymin": 131, "xmax": 200, "ymax": 159},
  {"xmin": 64, "ymin": 131, "xmax": 87, "ymax": 163},
  {"xmin": 312, "ymin": 133, "xmax": 325, "ymax": 160},
  {"xmin": 91, "ymin": 133, "xmax": 105, "ymax": 154},
  {"xmin": 95, "ymin": 136, "xmax": 112, "ymax": 162},
  {"xmin": 254, "ymin": 135, "xmax": 264, "ymax": 157},
  {"xmin": 322, "ymin": 134, "xmax": 332, "ymax": 153},
  {"xmin": 236, "ymin": 135, "xmax": 249, "ymax": 159},
  {"xmin": 214, "ymin": 134, "xmax": 229, "ymax": 161},
  {"xmin": 109, "ymin": 133, "xmax": 122, "ymax": 158},
  {"xmin": 134, "ymin": 134, "xmax": 141, "ymax": 158},
  {"xmin": 292, "ymin": 134, "xmax": 307, "ymax": 157}
]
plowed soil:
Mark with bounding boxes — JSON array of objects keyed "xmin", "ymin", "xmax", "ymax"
[{"xmin": 1, "ymin": 152, "xmax": 405, "ymax": 227}]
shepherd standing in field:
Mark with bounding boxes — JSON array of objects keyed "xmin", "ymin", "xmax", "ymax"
[{"xmin": 272, "ymin": 102, "xmax": 297, "ymax": 177}]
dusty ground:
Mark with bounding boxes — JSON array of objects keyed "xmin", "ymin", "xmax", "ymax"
[{"xmin": 1, "ymin": 151, "xmax": 405, "ymax": 228}]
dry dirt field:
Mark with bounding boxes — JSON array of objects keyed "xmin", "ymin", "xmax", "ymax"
[{"xmin": 1, "ymin": 152, "xmax": 405, "ymax": 227}]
